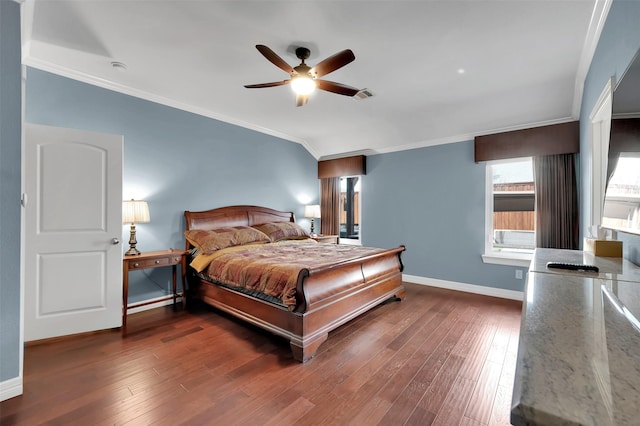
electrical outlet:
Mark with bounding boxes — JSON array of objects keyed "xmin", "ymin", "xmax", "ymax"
[{"xmin": 515, "ymin": 269, "xmax": 523, "ymax": 280}]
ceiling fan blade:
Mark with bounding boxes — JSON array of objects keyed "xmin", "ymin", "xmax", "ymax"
[
  {"xmin": 316, "ymin": 80, "xmax": 360, "ymax": 97},
  {"xmin": 255, "ymin": 45, "xmax": 296, "ymax": 74},
  {"xmin": 244, "ymin": 80, "xmax": 290, "ymax": 89},
  {"xmin": 311, "ymin": 49, "xmax": 355, "ymax": 78},
  {"xmin": 296, "ymin": 94, "xmax": 309, "ymax": 107}
]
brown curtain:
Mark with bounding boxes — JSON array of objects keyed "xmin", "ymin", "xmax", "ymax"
[
  {"xmin": 533, "ymin": 154, "xmax": 579, "ymax": 249},
  {"xmin": 320, "ymin": 177, "xmax": 340, "ymax": 235}
]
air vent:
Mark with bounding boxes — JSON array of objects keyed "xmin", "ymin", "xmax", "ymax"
[
  {"xmin": 110, "ymin": 61, "xmax": 127, "ymax": 72},
  {"xmin": 353, "ymin": 88, "xmax": 374, "ymax": 100}
]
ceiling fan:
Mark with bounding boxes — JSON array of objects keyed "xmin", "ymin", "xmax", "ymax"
[{"xmin": 244, "ymin": 45, "xmax": 360, "ymax": 107}]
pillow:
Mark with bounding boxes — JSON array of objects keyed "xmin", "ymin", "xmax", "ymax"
[
  {"xmin": 190, "ymin": 252, "xmax": 218, "ymax": 273},
  {"xmin": 184, "ymin": 226, "xmax": 270, "ymax": 254},
  {"xmin": 253, "ymin": 221, "xmax": 310, "ymax": 242}
]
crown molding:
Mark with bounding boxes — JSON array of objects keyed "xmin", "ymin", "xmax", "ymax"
[
  {"xmin": 22, "ymin": 56, "xmax": 322, "ymax": 159},
  {"xmin": 373, "ymin": 116, "xmax": 577, "ymax": 156},
  {"xmin": 572, "ymin": 0, "xmax": 614, "ymax": 118}
]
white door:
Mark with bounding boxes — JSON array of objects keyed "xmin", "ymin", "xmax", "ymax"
[{"xmin": 24, "ymin": 124, "xmax": 123, "ymax": 341}]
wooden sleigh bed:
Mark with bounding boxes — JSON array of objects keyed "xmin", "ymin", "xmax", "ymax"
[{"xmin": 183, "ymin": 205, "xmax": 406, "ymax": 362}]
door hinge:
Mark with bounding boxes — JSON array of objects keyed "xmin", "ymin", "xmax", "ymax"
[{"xmin": 21, "ymin": 193, "xmax": 27, "ymax": 207}]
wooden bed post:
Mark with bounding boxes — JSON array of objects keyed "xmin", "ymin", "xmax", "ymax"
[{"xmin": 290, "ymin": 333, "xmax": 329, "ymax": 363}]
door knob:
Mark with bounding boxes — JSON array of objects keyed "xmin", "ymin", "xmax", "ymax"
[{"xmin": 111, "ymin": 237, "xmax": 120, "ymax": 245}]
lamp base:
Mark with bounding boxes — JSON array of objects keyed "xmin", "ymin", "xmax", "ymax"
[
  {"xmin": 124, "ymin": 246, "xmax": 141, "ymax": 256},
  {"xmin": 125, "ymin": 223, "xmax": 142, "ymax": 256}
]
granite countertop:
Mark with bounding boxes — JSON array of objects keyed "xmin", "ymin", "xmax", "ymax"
[
  {"xmin": 529, "ymin": 247, "xmax": 640, "ymax": 283},
  {"xmin": 511, "ymin": 249, "xmax": 640, "ymax": 426}
]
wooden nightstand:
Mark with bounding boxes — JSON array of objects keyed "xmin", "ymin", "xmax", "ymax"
[
  {"xmin": 311, "ymin": 235, "xmax": 339, "ymax": 244},
  {"xmin": 122, "ymin": 249, "xmax": 186, "ymax": 330}
]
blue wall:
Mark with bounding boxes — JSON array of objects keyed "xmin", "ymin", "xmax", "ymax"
[
  {"xmin": 25, "ymin": 68, "xmax": 319, "ymax": 302},
  {"xmin": 0, "ymin": 0, "xmax": 23, "ymax": 385},
  {"xmin": 24, "ymin": 66, "xmax": 528, "ymax": 304},
  {"xmin": 364, "ymin": 140, "xmax": 524, "ymax": 292},
  {"xmin": 362, "ymin": 0, "xmax": 640, "ymax": 294},
  {"xmin": 580, "ymin": 0, "xmax": 640, "ymax": 262}
]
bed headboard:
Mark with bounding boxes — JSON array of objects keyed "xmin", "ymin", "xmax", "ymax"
[{"xmin": 184, "ymin": 205, "xmax": 295, "ymax": 232}]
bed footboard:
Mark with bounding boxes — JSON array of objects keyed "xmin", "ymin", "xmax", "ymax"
[{"xmin": 291, "ymin": 245, "xmax": 406, "ymax": 361}]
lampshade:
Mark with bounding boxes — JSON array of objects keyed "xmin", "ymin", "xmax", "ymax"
[
  {"xmin": 304, "ymin": 204, "xmax": 321, "ymax": 219},
  {"xmin": 122, "ymin": 200, "xmax": 150, "ymax": 224}
]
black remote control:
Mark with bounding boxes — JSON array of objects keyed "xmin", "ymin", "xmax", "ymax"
[{"xmin": 546, "ymin": 262, "xmax": 599, "ymax": 272}]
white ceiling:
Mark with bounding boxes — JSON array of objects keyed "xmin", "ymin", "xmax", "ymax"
[{"xmin": 22, "ymin": 0, "xmax": 607, "ymax": 159}]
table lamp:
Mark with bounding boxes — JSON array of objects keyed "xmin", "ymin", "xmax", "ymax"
[
  {"xmin": 304, "ymin": 204, "xmax": 321, "ymax": 236},
  {"xmin": 122, "ymin": 199, "xmax": 150, "ymax": 255}
]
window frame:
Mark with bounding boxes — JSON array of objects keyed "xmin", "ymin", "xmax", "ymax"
[
  {"xmin": 482, "ymin": 158, "xmax": 533, "ymax": 267},
  {"xmin": 602, "ymin": 153, "xmax": 640, "ymax": 232},
  {"xmin": 338, "ymin": 175, "xmax": 362, "ymax": 246}
]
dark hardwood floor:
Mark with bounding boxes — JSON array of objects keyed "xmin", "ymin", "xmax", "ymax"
[{"xmin": 0, "ymin": 283, "xmax": 522, "ymax": 426}]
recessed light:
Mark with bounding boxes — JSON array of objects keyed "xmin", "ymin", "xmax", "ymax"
[
  {"xmin": 457, "ymin": 68, "xmax": 466, "ymax": 75},
  {"xmin": 111, "ymin": 61, "xmax": 127, "ymax": 72}
]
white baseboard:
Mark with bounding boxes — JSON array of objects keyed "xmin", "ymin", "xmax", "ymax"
[
  {"xmin": 0, "ymin": 376, "xmax": 23, "ymax": 402},
  {"xmin": 403, "ymin": 274, "xmax": 524, "ymax": 301},
  {"xmin": 127, "ymin": 295, "xmax": 183, "ymax": 315}
]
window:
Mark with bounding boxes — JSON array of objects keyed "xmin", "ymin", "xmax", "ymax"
[
  {"xmin": 484, "ymin": 158, "xmax": 535, "ymax": 266},
  {"xmin": 339, "ymin": 176, "xmax": 360, "ymax": 243},
  {"xmin": 602, "ymin": 154, "xmax": 640, "ymax": 231}
]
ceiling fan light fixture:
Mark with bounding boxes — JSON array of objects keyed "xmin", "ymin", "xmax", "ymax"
[
  {"xmin": 291, "ymin": 75, "xmax": 316, "ymax": 95},
  {"xmin": 246, "ymin": 44, "xmax": 359, "ymax": 104}
]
